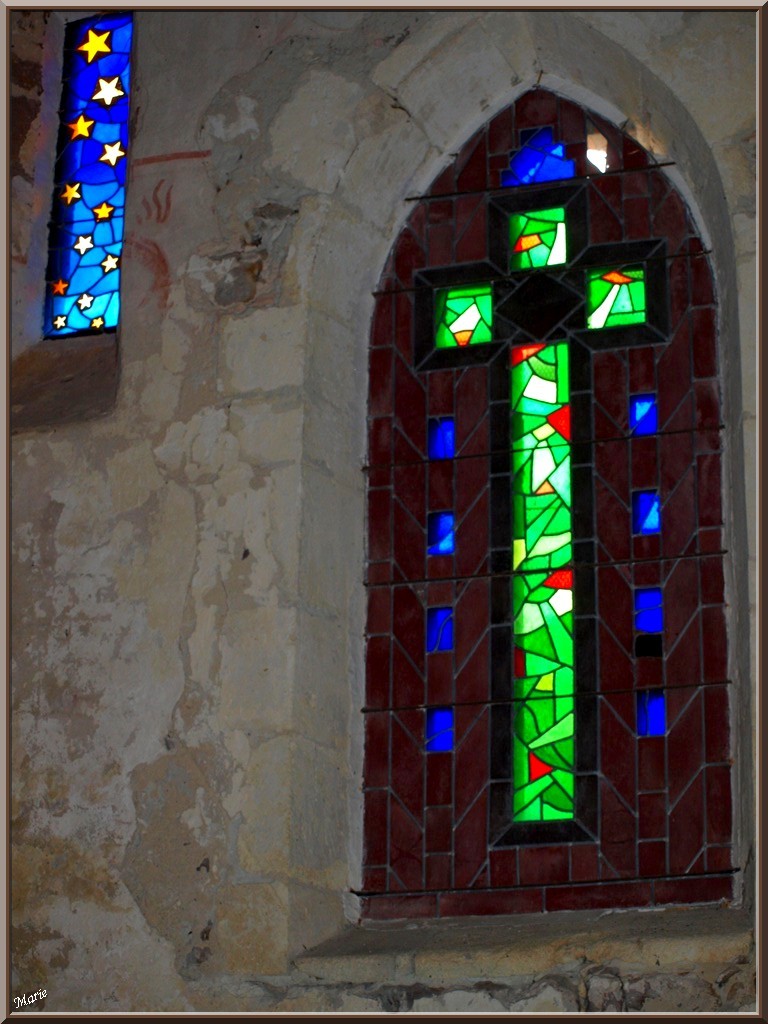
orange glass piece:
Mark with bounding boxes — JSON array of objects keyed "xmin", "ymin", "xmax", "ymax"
[
  {"xmin": 513, "ymin": 233, "xmax": 543, "ymax": 253},
  {"xmin": 453, "ymin": 330, "xmax": 473, "ymax": 346},
  {"xmin": 535, "ymin": 480, "xmax": 555, "ymax": 495},
  {"xmin": 601, "ymin": 270, "xmax": 633, "ymax": 285}
]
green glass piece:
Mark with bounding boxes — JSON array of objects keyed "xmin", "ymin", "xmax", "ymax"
[
  {"xmin": 434, "ymin": 283, "xmax": 493, "ymax": 348},
  {"xmin": 586, "ymin": 266, "xmax": 646, "ymax": 329},
  {"xmin": 509, "ymin": 207, "xmax": 567, "ymax": 272}
]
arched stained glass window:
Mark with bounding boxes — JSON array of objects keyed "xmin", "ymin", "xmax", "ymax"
[
  {"xmin": 44, "ymin": 12, "xmax": 133, "ymax": 338},
  {"xmin": 362, "ymin": 89, "xmax": 731, "ymax": 918}
]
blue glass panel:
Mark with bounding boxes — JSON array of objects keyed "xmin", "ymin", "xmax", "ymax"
[
  {"xmin": 630, "ymin": 394, "xmax": 658, "ymax": 435},
  {"xmin": 501, "ymin": 127, "xmax": 576, "ymax": 187},
  {"xmin": 428, "ymin": 512, "xmax": 455, "ymax": 555},
  {"xmin": 637, "ymin": 690, "xmax": 666, "ymax": 737},
  {"xmin": 426, "ymin": 708, "xmax": 454, "ymax": 752},
  {"xmin": 632, "ymin": 491, "xmax": 661, "ymax": 534},
  {"xmin": 634, "ymin": 588, "xmax": 663, "ymax": 632},
  {"xmin": 427, "ymin": 607, "xmax": 454, "ymax": 652},
  {"xmin": 428, "ymin": 418, "xmax": 455, "ymax": 460},
  {"xmin": 45, "ymin": 12, "xmax": 133, "ymax": 337}
]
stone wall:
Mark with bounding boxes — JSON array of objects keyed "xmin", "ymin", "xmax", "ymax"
[{"xmin": 10, "ymin": 9, "xmax": 756, "ymax": 1012}]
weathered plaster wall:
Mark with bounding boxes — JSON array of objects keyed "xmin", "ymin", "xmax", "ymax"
[{"xmin": 10, "ymin": 9, "xmax": 756, "ymax": 1013}]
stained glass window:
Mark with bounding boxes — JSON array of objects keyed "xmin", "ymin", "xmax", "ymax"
[
  {"xmin": 586, "ymin": 267, "xmax": 646, "ymax": 329},
  {"xmin": 501, "ymin": 126, "xmax": 576, "ymax": 187},
  {"xmin": 630, "ymin": 394, "xmax": 658, "ymax": 435},
  {"xmin": 632, "ymin": 490, "xmax": 661, "ymax": 535},
  {"xmin": 428, "ymin": 418, "xmax": 455, "ymax": 459},
  {"xmin": 509, "ymin": 208, "xmax": 567, "ymax": 271},
  {"xmin": 427, "ymin": 608, "xmax": 454, "ymax": 653},
  {"xmin": 634, "ymin": 588, "xmax": 663, "ymax": 634},
  {"xmin": 426, "ymin": 708, "xmax": 454, "ymax": 752},
  {"xmin": 45, "ymin": 12, "xmax": 132, "ymax": 338},
  {"xmin": 637, "ymin": 690, "xmax": 666, "ymax": 737},
  {"xmin": 434, "ymin": 284, "xmax": 493, "ymax": 348},
  {"xmin": 427, "ymin": 512, "xmax": 455, "ymax": 555}
]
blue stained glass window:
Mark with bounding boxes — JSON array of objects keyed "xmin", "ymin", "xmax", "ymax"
[
  {"xmin": 630, "ymin": 394, "xmax": 658, "ymax": 435},
  {"xmin": 426, "ymin": 708, "xmax": 454, "ymax": 752},
  {"xmin": 634, "ymin": 588, "xmax": 663, "ymax": 633},
  {"xmin": 632, "ymin": 491, "xmax": 661, "ymax": 535},
  {"xmin": 45, "ymin": 12, "xmax": 133, "ymax": 338},
  {"xmin": 428, "ymin": 418, "xmax": 455, "ymax": 460},
  {"xmin": 427, "ymin": 512, "xmax": 455, "ymax": 555},
  {"xmin": 501, "ymin": 127, "xmax": 576, "ymax": 187},
  {"xmin": 637, "ymin": 690, "xmax": 666, "ymax": 737},
  {"xmin": 427, "ymin": 607, "xmax": 454, "ymax": 652}
]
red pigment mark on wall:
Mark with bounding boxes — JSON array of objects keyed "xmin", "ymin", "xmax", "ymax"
[
  {"xmin": 124, "ymin": 235, "xmax": 172, "ymax": 311},
  {"xmin": 136, "ymin": 180, "xmax": 173, "ymax": 226},
  {"xmin": 133, "ymin": 150, "xmax": 211, "ymax": 167}
]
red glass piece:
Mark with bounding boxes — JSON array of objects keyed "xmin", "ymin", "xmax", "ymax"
[
  {"xmin": 546, "ymin": 404, "xmax": 570, "ymax": 439},
  {"xmin": 510, "ymin": 342, "xmax": 545, "ymax": 366},
  {"xmin": 514, "ymin": 233, "xmax": 543, "ymax": 253},
  {"xmin": 528, "ymin": 751, "xmax": 554, "ymax": 783},
  {"xmin": 544, "ymin": 568, "xmax": 572, "ymax": 589}
]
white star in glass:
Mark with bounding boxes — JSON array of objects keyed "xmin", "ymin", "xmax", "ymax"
[
  {"xmin": 74, "ymin": 235, "xmax": 94, "ymax": 255},
  {"xmin": 92, "ymin": 76, "xmax": 125, "ymax": 106},
  {"xmin": 77, "ymin": 293, "xmax": 95, "ymax": 310},
  {"xmin": 101, "ymin": 253, "xmax": 120, "ymax": 273},
  {"xmin": 53, "ymin": 315, "xmax": 67, "ymax": 329},
  {"xmin": 100, "ymin": 141, "xmax": 126, "ymax": 166}
]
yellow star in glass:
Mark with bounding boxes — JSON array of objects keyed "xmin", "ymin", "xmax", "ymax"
[
  {"xmin": 77, "ymin": 293, "xmax": 95, "ymax": 311},
  {"xmin": 67, "ymin": 114, "xmax": 95, "ymax": 140},
  {"xmin": 93, "ymin": 201, "xmax": 115, "ymax": 221},
  {"xmin": 51, "ymin": 279, "xmax": 69, "ymax": 296},
  {"xmin": 78, "ymin": 29, "xmax": 111, "ymax": 63},
  {"xmin": 91, "ymin": 316, "xmax": 105, "ymax": 330},
  {"xmin": 60, "ymin": 183, "xmax": 81, "ymax": 205},
  {"xmin": 74, "ymin": 235, "xmax": 94, "ymax": 255},
  {"xmin": 53, "ymin": 315, "xmax": 67, "ymax": 330},
  {"xmin": 100, "ymin": 141, "xmax": 126, "ymax": 166},
  {"xmin": 92, "ymin": 76, "xmax": 124, "ymax": 107},
  {"xmin": 101, "ymin": 254, "xmax": 119, "ymax": 273}
]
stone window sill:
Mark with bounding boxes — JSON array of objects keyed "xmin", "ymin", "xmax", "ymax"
[
  {"xmin": 295, "ymin": 905, "xmax": 753, "ymax": 985},
  {"xmin": 10, "ymin": 332, "xmax": 119, "ymax": 434}
]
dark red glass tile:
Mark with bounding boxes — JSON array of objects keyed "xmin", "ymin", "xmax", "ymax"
[
  {"xmin": 455, "ymin": 578, "xmax": 489, "ymax": 667},
  {"xmin": 599, "ymin": 623, "xmax": 633, "ymax": 692},
  {"xmin": 489, "ymin": 154, "xmax": 509, "ymax": 187},
  {"xmin": 654, "ymin": 874, "xmax": 731, "ymax": 907},
  {"xmin": 601, "ymin": 703, "xmax": 636, "ymax": 808},
  {"xmin": 624, "ymin": 196, "xmax": 650, "ymax": 240},
  {"xmin": 519, "ymin": 845, "xmax": 569, "ymax": 886},
  {"xmin": 362, "ymin": 893, "xmax": 438, "ymax": 919},
  {"xmin": 426, "ymin": 805, "xmax": 453, "ymax": 852},
  {"xmin": 394, "ymin": 227, "xmax": 425, "ymax": 288},
  {"xmin": 364, "ymin": 713, "xmax": 390, "ymax": 788},
  {"xmin": 455, "ymin": 710, "xmax": 489, "ymax": 820},
  {"xmin": 367, "ymin": 489, "xmax": 391, "ymax": 562},
  {"xmin": 364, "ymin": 789, "xmax": 388, "ymax": 864},
  {"xmin": 427, "ymin": 752, "xmax": 452, "ymax": 806},
  {"xmin": 546, "ymin": 880, "xmax": 652, "ymax": 912},
  {"xmin": 392, "ymin": 643, "xmax": 424, "ymax": 708},
  {"xmin": 430, "ymin": 164, "xmax": 455, "ymax": 197},
  {"xmin": 600, "ymin": 783, "xmax": 637, "ymax": 876},
  {"xmin": 488, "ymin": 107, "xmax": 513, "ymax": 154},
  {"xmin": 592, "ymin": 174, "xmax": 622, "ymax": 214},
  {"xmin": 456, "ymin": 367, "xmax": 487, "ymax": 451},
  {"xmin": 699, "ymin": 527, "xmax": 722, "ymax": 553},
  {"xmin": 638, "ymin": 792, "xmax": 666, "ymax": 839},
  {"xmin": 456, "ymin": 453, "xmax": 489, "ymax": 520},
  {"xmin": 669, "ymin": 771, "xmax": 704, "ymax": 874},
  {"xmin": 701, "ymin": 606, "xmax": 727, "ymax": 681},
  {"xmin": 393, "ymin": 500, "xmax": 425, "ymax": 582},
  {"xmin": 691, "ymin": 250, "xmax": 715, "ymax": 306},
  {"xmin": 623, "ymin": 171, "xmax": 649, "ymax": 197},
  {"xmin": 392, "ymin": 714, "xmax": 425, "ymax": 818},
  {"xmin": 362, "ymin": 867, "xmax": 387, "ymax": 892},
  {"xmin": 596, "ymin": 439, "xmax": 628, "ymax": 502},
  {"xmin": 661, "ymin": 468, "xmax": 696, "ymax": 558},
  {"xmin": 570, "ymin": 844, "xmax": 599, "ymax": 882},
  {"xmin": 697, "ymin": 453, "xmax": 723, "ymax": 527},
  {"xmin": 440, "ymin": 887, "xmax": 543, "ymax": 918},
  {"xmin": 429, "ymin": 370, "xmax": 454, "ymax": 415},
  {"xmin": 589, "ymin": 187, "xmax": 622, "ymax": 244},
  {"xmin": 638, "ymin": 737, "xmax": 666, "ymax": 792},
  {"xmin": 659, "ymin": 428, "xmax": 693, "ymax": 500},
  {"xmin": 372, "ymin": 291, "xmax": 394, "ymax": 348},
  {"xmin": 393, "ymin": 586, "xmax": 425, "ymax": 672},
  {"xmin": 456, "ymin": 628, "xmax": 489, "ymax": 704},
  {"xmin": 428, "ymin": 462, "xmax": 453, "ymax": 512},
  {"xmin": 595, "ymin": 479, "xmax": 631, "ymax": 563},
  {"xmin": 658, "ymin": 319, "xmax": 692, "ymax": 429},
  {"xmin": 636, "ymin": 657, "xmax": 664, "ymax": 690},
  {"xmin": 629, "ymin": 347, "xmax": 656, "ymax": 393},
  {"xmin": 639, "ymin": 841, "xmax": 667, "ymax": 877},
  {"xmin": 367, "ymin": 561, "xmax": 391, "ymax": 586},
  {"xmin": 489, "ymin": 849, "xmax": 517, "ymax": 887},
  {"xmin": 558, "ymin": 97, "xmax": 585, "ymax": 143},
  {"xmin": 515, "ymin": 88, "xmax": 558, "ymax": 126},
  {"xmin": 633, "ymin": 534, "xmax": 660, "ymax": 561},
  {"xmin": 706, "ymin": 846, "xmax": 732, "ymax": 872},
  {"xmin": 592, "ymin": 402, "xmax": 620, "ymax": 441},
  {"xmin": 663, "ymin": 557, "xmax": 698, "ymax": 650},
  {"xmin": 389, "ymin": 796, "xmax": 424, "ymax": 890},
  {"xmin": 427, "ymin": 651, "xmax": 453, "ymax": 706},
  {"xmin": 455, "ymin": 201, "xmax": 487, "ymax": 264},
  {"xmin": 666, "ymin": 613, "xmax": 702, "ymax": 691},
  {"xmin": 592, "ymin": 350, "xmax": 627, "ymax": 425},
  {"xmin": 455, "ymin": 490, "xmax": 489, "ymax": 578},
  {"xmin": 369, "ymin": 348, "xmax": 393, "ymax": 416},
  {"xmin": 367, "ymin": 586, "xmax": 391, "ymax": 635},
  {"xmin": 428, "ymin": 581, "xmax": 453, "ymax": 605},
  {"xmin": 428, "ymin": 199, "xmax": 454, "ymax": 226},
  {"xmin": 369, "ymin": 416, "xmax": 392, "ymax": 467},
  {"xmin": 366, "ymin": 636, "xmax": 390, "ymax": 708},
  {"xmin": 428, "ymin": 222, "xmax": 454, "ymax": 265},
  {"xmin": 668, "ymin": 692, "xmax": 704, "ymax": 806},
  {"xmin": 598, "ymin": 566, "xmax": 632, "ymax": 652},
  {"xmin": 427, "ymin": 554, "xmax": 454, "ymax": 580},
  {"xmin": 456, "ymin": 133, "xmax": 488, "ymax": 193},
  {"xmin": 425, "ymin": 854, "xmax": 452, "ymax": 891},
  {"xmin": 694, "ymin": 381, "xmax": 721, "ymax": 430},
  {"xmin": 395, "ymin": 290, "xmax": 414, "ymax": 362},
  {"xmin": 668, "ymin": 254, "xmax": 690, "ymax": 328},
  {"xmin": 453, "ymin": 788, "xmax": 487, "ymax": 889},
  {"xmin": 631, "ymin": 436, "xmax": 658, "ymax": 490},
  {"xmin": 706, "ymin": 765, "xmax": 732, "ymax": 844},
  {"xmin": 652, "ymin": 189, "xmax": 688, "ymax": 255},
  {"xmin": 394, "ymin": 463, "xmax": 425, "ymax": 528},
  {"xmin": 692, "ymin": 307, "xmax": 717, "ymax": 378},
  {"xmin": 634, "ymin": 561, "xmax": 661, "ymax": 585},
  {"xmin": 704, "ymin": 684, "xmax": 730, "ymax": 762},
  {"xmin": 395, "ymin": 358, "xmax": 426, "ymax": 455}
]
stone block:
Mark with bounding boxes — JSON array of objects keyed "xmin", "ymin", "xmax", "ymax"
[
  {"xmin": 371, "ymin": 12, "xmax": 477, "ymax": 93},
  {"xmin": 218, "ymin": 305, "xmax": 306, "ymax": 397},
  {"xmin": 214, "ymin": 881, "xmax": 290, "ymax": 975},
  {"xmin": 586, "ymin": 968, "xmax": 624, "ymax": 1011},
  {"xmin": 230, "ymin": 397, "xmax": 303, "ymax": 468},
  {"xmin": 289, "ymin": 739, "xmax": 349, "ymax": 889},
  {"xmin": 298, "ymin": 466, "xmax": 362, "ymax": 616},
  {"xmin": 411, "ymin": 988, "xmax": 508, "ymax": 1012},
  {"xmin": 507, "ymin": 977, "xmax": 580, "ymax": 1013}
]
